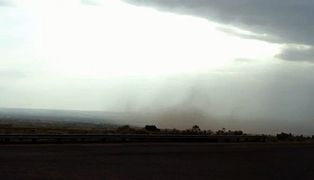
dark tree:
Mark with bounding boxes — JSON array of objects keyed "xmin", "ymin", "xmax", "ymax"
[
  {"xmin": 192, "ymin": 125, "xmax": 201, "ymax": 133},
  {"xmin": 276, "ymin": 132, "xmax": 293, "ymax": 141},
  {"xmin": 145, "ymin": 125, "xmax": 160, "ymax": 132}
]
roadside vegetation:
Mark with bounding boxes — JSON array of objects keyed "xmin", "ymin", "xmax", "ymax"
[{"xmin": 0, "ymin": 120, "xmax": 313, "ymax": 142}]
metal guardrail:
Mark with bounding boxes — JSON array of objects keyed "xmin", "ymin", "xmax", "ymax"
[{"xmin": 0, "ymin": 134, "xmax": 266, "ymax": 143}]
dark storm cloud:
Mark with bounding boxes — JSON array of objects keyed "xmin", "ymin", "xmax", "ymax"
[
  {"xmin": 124, "ymin": 0, "xmax": 314, "ymax": 61},
  {"xmin": 277, "ymin": 46, "xmax": 314, "ymax": 62}
]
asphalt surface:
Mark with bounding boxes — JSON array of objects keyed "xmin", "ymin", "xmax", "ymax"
[{"xmin": 0, "ymin": 143, "xmax": 314, "ymax": 180}]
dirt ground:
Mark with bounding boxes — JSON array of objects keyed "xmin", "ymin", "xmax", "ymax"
[{"xmin": 0, "ymin": 143, "xmax": 314, "ymax": 180}]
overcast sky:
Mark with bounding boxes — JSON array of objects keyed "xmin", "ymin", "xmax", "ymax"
[{"xmin": 1, "ymin": 0, "xmax": 314, "ymax": 134}]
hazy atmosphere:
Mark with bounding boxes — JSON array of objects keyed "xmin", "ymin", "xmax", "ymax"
[{"xmin": 1, "ymin": 0, "xmax": 314, "ymax": 134}]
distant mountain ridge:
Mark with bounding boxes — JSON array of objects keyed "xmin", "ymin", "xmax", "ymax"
[{"xmin": 0, "ymin": 107, "xmax": 126, "ymax": 126}]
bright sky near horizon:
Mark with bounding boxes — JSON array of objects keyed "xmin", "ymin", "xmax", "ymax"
[{"xmin": 1, "ymin": 0, "xmax": 280, "ymax": 78}]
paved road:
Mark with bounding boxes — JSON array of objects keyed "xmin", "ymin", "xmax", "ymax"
[{"xmin": 0, "ymin": 143, "xmax": 314, "ymax": 180}]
